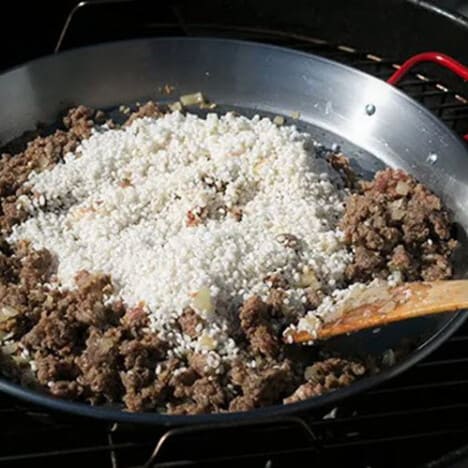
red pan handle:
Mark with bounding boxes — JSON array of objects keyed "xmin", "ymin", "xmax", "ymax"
[{"xmin": 387, "ymin": 52, "xmax": 468, "ymax": 142}]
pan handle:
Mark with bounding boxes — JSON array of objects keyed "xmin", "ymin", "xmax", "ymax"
[{"xmin": 387, "ymin": 52, "xmax": 468, "ymax": 142}]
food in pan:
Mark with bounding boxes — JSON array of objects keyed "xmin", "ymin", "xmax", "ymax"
[{"xmin": 0, "ymin": 102, "xmax": 457, "ymax": 414}]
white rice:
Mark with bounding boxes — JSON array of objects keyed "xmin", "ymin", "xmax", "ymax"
[{"xmin": 9, "ymin": 111, "xmax": 356, "ymax": 364}]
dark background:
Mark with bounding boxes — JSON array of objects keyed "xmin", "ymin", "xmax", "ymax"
[
  {"xmin": 1, "ymin": 1, "xmax": 73, "ymax": 69},
  {"xmin": 0, "ymin": 0, "xmax": 467, "ymax": 72},
  {"xmin": 436, "ymin": 0, "xmax": 468, "ymax": 15}
]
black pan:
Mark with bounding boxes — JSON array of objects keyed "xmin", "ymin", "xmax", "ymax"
[{"xmin": 0, "ymin": 38, "xmax": 467, "ymax": 425}]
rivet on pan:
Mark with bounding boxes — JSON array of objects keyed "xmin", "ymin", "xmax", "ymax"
[
  {"xmin": 426, "ymin": 153, "xmax": 438, "ymax": 165},
  {"xmin": 365, "ymin": 104, "xmax": 376, "ymax": 116}
]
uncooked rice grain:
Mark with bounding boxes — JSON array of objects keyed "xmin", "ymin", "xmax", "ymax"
[{"xmin": 9, "ymin": 111, "xmax": 361, "ymax": 364}]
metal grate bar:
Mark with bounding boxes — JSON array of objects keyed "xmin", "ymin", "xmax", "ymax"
[
  {"xmin": 448, "ymin": 335, "xmax": 468, "ymax": 342},
  {"xmin": 395, "ymin": 79, "xmax": 439, "ymax": 87},
  {"xmin": 324, "ymin": 428, "xmax": 468, "ymax": 449},
  {"xmin": 418, "ymin": 357, "xmax": 468, "ymax": 367},
  {"xmin": 369, "ymin": 380, "xmax": 468, "ymax": 394},
  {"xmin": 411, "ymin": 91, "xmax": 458, "ymax": 100},
  {"xmin": 0, "ymin": 442, "xmax": 148, "ymax": 463},
  {"xmin": 434, "ymin": 102, "xmax": 468, "ymax": 112},
  {"xmin": 149, "ymin": 446, "xmax": 319, "ymax": 468},
  {"xmin": 142, "ymin": 417, "xmax": 317, "ymax": 467},
  {"xmin": 309, "ymin": 403, "xmax": 468, "ymax": 425},
  {"xmin": 351, "ymin": 58, "xmax": 396, "ymax": 66}
]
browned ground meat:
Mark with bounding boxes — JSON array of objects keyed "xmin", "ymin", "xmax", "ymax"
[
  {"xmin": 0, "ymin": 106, "xmax": 104, "ymax": 232},
  {"xmin": 284, "ymin": 358, "xmax": 366, "ymax": 403},
  {"xmin": 125, "ymin": 101, "xmax": 163, "ymax": 126},
  {"xmin": 0, "ymin": 110, "xmax": 458, "ymax": 415},
  {"xmin": 168, "ymin": 376, "xmax": 226, "ymax": 415},
  {"xmin": 1, "ymin": 242, "xmax": 355, "ymax": 414},
  {"xmin": 177, "ymin": 307, "xmax": 203, "ymax": 338},
  {"xmin": 188, "ymin": 352, "xmax": 212, "ymax": 377},
  {"xmin": 121, "ymin": 357, "xmax": 179, "ymax": 412},
  {"xmin": 0, "ymin": 244, "xmax": 169, "ymax": 410},
  {"xmin": 327, "ymin": 153, "xmax": 357, "ymax": 188},
  {"xmin": 239, "ymin": 296, "xmax": 279, "ymax": 357},
  {"xmin": 228, "ymin": 359, "xmax": 298, "ymax": 411},
  {"xmin": 341, "ymin": 168, "xmax": 457, "ymax": 282}
]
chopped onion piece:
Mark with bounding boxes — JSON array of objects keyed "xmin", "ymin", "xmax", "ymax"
[
  {"xmin": 180, "ymin": 92, "xmax": 205, "ymax": 106},
  {"xmin": 396, "ymin": 181, "xmax": 410, "ymax": 195},
  {"xmin": 273, "ymin": 115, "xmax": 285, "ymax": 125},
  {"xmin": 198, "ymin": 333, "xmax": 217, "ymax": 350},
  {"xmin": 299, "ymin": 269, "xmax": 320, "ymax": 289},
  {"xmin": 253, "ymin": 158, "xmax": 267, "ymax": 175},
  {"xmin": 192, "ymin": 287, "xmax": 214, "ymax": 314},
  {"xmin": 199, "ymin": 102, "xmax": 217, "ymax": 109},
  {"xmin": 0, "ymin": 306, "xmax": 18, "ymax": 323},
  {"xmin": 2, "ymin": 342, "xmax": 18, "ymax": 355},
  {"xmin": 169, "ymin": 102, "xmax": 183, "ymax": 112}
]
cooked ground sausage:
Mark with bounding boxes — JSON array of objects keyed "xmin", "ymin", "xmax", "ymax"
[
  {"xmin": 239, "ymin": 296, "xmax": 279, "ymax": 357},
  {"xmin": 341, "ymin": 168, "xmax": 456, "ymax": 282}
]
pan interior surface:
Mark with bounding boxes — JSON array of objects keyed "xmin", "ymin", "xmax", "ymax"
[{"xmin": 0, "ymin": 37, "xmax": 466, "ymax": 423}]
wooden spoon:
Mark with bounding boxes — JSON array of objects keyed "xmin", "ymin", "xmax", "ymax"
[{"xmin": 287, "ymin": 280, "xmax": 468, "ymax": 344}]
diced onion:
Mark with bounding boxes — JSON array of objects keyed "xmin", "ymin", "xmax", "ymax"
[
  {"xmin": 180, "ymin": 92, "xmax": 205, "ymax": 106},
  {"xmin": 299, "ymin": 269, "xmax": 319, "ymax": 288},
  {"xmin": 199, "ymin": 102, "xmax": 217, "ymax": 109},
  {"xmin": 0, "ymin": 306, "xmax": 18, "ymax": 323},
  {"xmin": 192, "ymin": 287, "xmax": 214, "ymax": 314},
  {"xmin": 169, "ymin": 101, "xmax": 183, "ymax": 112},
  {"xmin": 273, "ymin": 115, "xmax": 285, "ymax": 126},
  {"xmin": 1, "ymin": 342, "xmax": 18, "ymax": 355},
  {"xmin": 198, "ymin": 333, "xmax": 217, "ymax": 350},
  {"xmin": 395, "ymin": 181, "xmax": 410, "ymax": 195}
]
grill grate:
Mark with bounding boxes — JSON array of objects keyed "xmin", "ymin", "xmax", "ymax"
[{"xmin": 1, "ymin": 21, "xmax": 468, "ymax": 468}]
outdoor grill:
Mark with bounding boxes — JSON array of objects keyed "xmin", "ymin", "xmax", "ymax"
[{"xmin": 1, "ymin": 0, "xmax": 468, "ymax": 466}]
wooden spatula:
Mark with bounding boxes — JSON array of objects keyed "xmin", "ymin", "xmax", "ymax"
[{"xmin": 287, "ymin": 280, "xmax": 468, "ymax": 344}]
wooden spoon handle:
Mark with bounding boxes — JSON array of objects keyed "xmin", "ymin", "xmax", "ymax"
[{"xmin": 289, "ymin": 280, "xmax": 468, "ymax": 344}]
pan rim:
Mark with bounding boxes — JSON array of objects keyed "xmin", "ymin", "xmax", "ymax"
[
  {"xmin": 0, "ymin": 36, "xmax": 466, "ymax": 425},
  {"xmin": 0, "ymin": 36, "xmax": 465, "ymax": 148}
]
